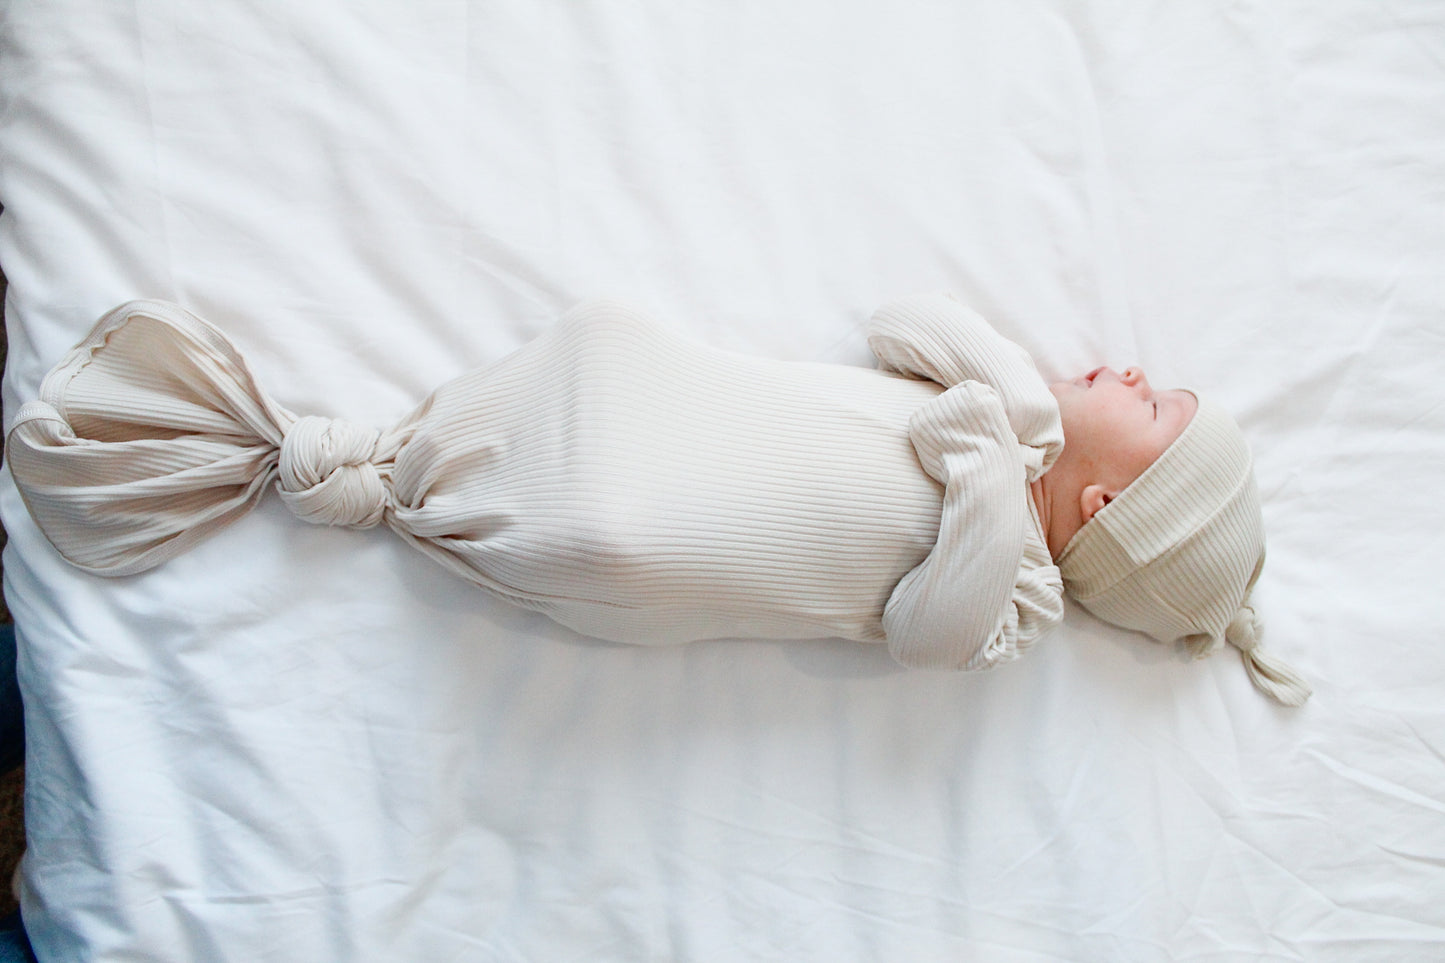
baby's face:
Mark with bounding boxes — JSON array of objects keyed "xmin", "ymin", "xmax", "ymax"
[{"xmin": 1049, "ymin": 366, "xmax": 1198, "ymax": 487}]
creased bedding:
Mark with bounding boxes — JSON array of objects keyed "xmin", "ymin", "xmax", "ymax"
[{"xmin": 1, "ymin": 1, "xmax": 1442, "ymax": 960}]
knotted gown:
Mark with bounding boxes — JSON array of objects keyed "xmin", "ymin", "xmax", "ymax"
[{"xmin": 6, "ymin": 294, "xmax": 1065, "ymax": 670}]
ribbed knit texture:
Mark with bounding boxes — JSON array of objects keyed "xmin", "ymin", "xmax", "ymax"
[
  {"xmin": 1056, "ymin": 393, "xmax": 1311, "ymax": 705},
  {"xmin": 1056, "ymin": 394, "xmax": 1263, "ymax": 645},
  {"xmin": 7, "ymin": 296, "xmax": 1065, "ymax": 669}
]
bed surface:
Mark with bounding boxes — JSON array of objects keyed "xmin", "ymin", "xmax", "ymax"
[{"xmin": 1, "ymin": 2, "xmax": 1443, "ymax": 960}]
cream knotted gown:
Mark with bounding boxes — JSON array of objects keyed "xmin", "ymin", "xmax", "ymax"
[{"xmin": 6, "ymin": 294, "xmax": 1065, "ymax": 670}]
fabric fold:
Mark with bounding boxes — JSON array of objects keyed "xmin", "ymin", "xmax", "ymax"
[{"xmin": 4, "ymin": 300, "xmax": 404, "ymax": 575}]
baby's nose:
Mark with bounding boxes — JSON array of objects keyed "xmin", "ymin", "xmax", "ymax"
[{"xmin": 1121, "ymin": 366, "xmax": 1151, "ymax": 392}]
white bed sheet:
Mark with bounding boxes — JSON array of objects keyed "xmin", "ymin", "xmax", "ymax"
[{"xmin": 1, "ymin": 1, "xmax": 1443, "ymax": 960}]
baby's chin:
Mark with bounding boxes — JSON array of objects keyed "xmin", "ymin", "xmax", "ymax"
[
  {"xmin": 1047, "ymin": 380, "xmax": 1086, "ymax": 428},
  {"xmin": 1047, "ymin": 380, "xmax": 1080, "ymax": 400}
]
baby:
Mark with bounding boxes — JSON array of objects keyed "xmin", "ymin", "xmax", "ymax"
[{"xmin": 5, "ymin": 294, "xmax": 1309, "ymax": 705}]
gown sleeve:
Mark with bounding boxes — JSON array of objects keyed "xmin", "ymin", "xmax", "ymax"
[
  {"xmin": 866, "ymin": 292, "xmax": 1063, "ymax": 481},
  {"xmin": 868, "ymin": 294, "xmax": 1066, "ymax": 669},
  {"xmin": 880, "ymin": 382, "xmax": 1064, "ymax": 670}
]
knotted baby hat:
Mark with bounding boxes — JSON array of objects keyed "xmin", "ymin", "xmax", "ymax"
[{"xmin": 1056, "ymin": 393, "xmax": 1311, "ymax": 706}]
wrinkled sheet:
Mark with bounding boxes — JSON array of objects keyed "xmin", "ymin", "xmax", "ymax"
[{"xmin": 1, "ymin": 1, "xmax": 1442, "ymax": 959}]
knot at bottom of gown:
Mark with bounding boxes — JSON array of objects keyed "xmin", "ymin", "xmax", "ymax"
[{"xmin": 277, "ymin": 415, "xmax": 389, "ymax": 529}]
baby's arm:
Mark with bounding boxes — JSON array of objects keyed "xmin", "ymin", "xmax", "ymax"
[
  {"xmin": 867, "ymin": 293, "xmax": 1062, "ymax": 481},
  {"xmin": 883, "ymin": 381, "xmax": 1064, "ymax": 670}
]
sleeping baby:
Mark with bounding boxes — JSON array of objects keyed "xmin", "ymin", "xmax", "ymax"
[{"xmin": 4, "ymin": 294, "xmax": 1309, "ymax": 705}]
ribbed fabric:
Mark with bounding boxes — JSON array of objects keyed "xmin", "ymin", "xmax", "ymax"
[
  {"xmin": 6, "ymin": 296, "xmax": 1065, "ymax": 670},
  {"xmin": 867, "ymin": 293, "xmax": 1063, "ymax": 482},
  {"xmin": 868, "ymin": 293, "xmax": 1065, "ymax": 668},
  {"xmin": 1056, "ymin": 394, "xmax": 1311, "ymax": 705}
]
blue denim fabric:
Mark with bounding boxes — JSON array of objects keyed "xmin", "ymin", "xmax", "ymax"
[
  {"xmin": 0, "ymin": 624, "xmax": 22, "ymax": 773},
  {"xmin": 0, "ymin": 911, "xmax": 34, "ymax": 963},
  {"xmin": 0, "ymin": 624, "xmax": 33, "ymax": 960}
]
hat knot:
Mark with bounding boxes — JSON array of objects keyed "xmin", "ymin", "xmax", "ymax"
[
  {"xmin": 1224, "ymin": 601, "xmax": 1312, "ymax": 708},
  {"xmin": 1226, "ymin": 605, "xmax": 1262, "ymax": 652},
  {"xmin": 277, "ymin": 416, "xmax": 389, "ymax": 529}
]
